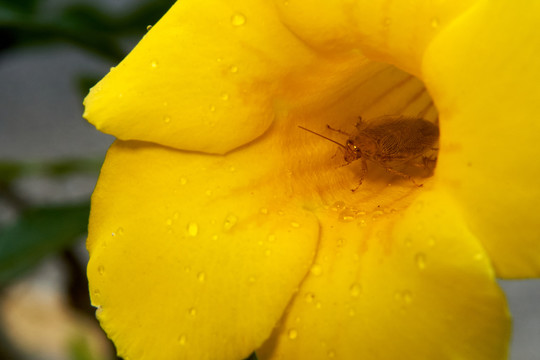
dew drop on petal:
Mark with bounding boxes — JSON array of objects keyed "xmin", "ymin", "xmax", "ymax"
[
  {"xmin": 338, "ymin": 209, "xmax": 355, "ymax": 222},
  {"xmin": 188, "ymin": 307, "xmax": 197, "ymax": 317},
  {"xmin": 177, "ymin": 335, "xmax": 187, "ymax": 346},
  {"xmin": 197, "ymin": 272, "xmax": 206, "ymax": 283},
  {"xmin": 415, "ymin": 253, "xmax": 427, "ymax": 270},
  {"xmin": 163, "ymin": 115, "xmax": 171, "ymax": 124},
  {"xmin": 187, "ymin": 222, "xmax": 199, "ymax": 237},
  {"xmin": 310, "ymin": 264, "xmax": 323, "ymax": 276},
  {"xmin": 98, "ymin": 265, "xmax": 105, "ymax": 275},
  {"xmin": 223, "ymin": 214, "xmax": 238, "ymax": 231},
  {"xmin": 328, "ymin": 350, "xmax": 336, "ymax": 358},
  {"xmin": 349, "ymin": 283, "xmax": 361, "ymax": 297},
  {"xmin": 431, "ymin": 17, "xmax": 440, "ymax": 28},
  {"xmin": 288, "ymin": 329, "xmax": 298, "ymax": 340},
  {"xmin": 268, "ymin": 234, "xmax": 276, "ymax": 242},
  {"xmin": 290, "ymin": 221, "xmax": 300, "ymax": 228},
  {"xmin": 146, "ymin": 25, "xmax": 152, "ymax": 30},
  {"xmin": 229, "ymin": 65, "xmax": 239, "ymax": 73},
  {"xmin": 260, "ymin": 208, "xmax": 269, "ymax": 215},
  {"xmin": 231, "ymin": 13, "xmax": 246, "ymax": 26},
  {"xmin": 151, "ymin": 60, "xmax": 158, "ymax": 68},
  {"xmin": 220, "ymin": 92, "xmax": 230, "ymax": 101},
  {"xmin": 403, "ymin": 290, "xmax": 413, "ymax": 304},
  {"xmin": 180, "ymin": 177, "xmax": 188, "ymax": 185},
  {"xmin": 304, "ymin": 292, "xmax": 315, "ymax": 303}
]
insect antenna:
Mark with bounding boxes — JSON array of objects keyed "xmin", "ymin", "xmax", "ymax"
[{"xmin": 298, "ymin": 126, "xmax": 346, "ymax": 149}]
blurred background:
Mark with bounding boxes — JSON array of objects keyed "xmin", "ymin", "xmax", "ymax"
[{"xmin": 0, "ymin": 0, "xmax": 538, "ymax": 359}]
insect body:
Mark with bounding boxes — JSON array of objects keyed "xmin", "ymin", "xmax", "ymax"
[{"xmin": 299, "ymin": 115, "xmax": 439, "ymax": 189}]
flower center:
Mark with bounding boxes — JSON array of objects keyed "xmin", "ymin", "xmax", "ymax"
[{"xmin": 280, "ymin": 63, "xmax": 439, "ymax": 219}]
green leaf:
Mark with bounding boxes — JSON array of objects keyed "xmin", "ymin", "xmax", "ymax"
[{"xmin": 0, "ymin": 203, "xmax": 90, "ymax": 287}]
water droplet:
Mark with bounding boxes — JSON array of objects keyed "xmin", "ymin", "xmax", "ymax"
[
  {"xmin": 304, "ymin": 292, "xmax": 315, "ymax": 303},
  {"xmin": 288, "ymin": 329, "xmax": 298, "ymax": 340},
  {"xmin": 290, "ymin": 221, "xmax": 300, "ymax": 228},
  {"xmin": 205, "ymin": 189, "xmax": 212, "ymax": 196},
  {"xmin": 474, "ymin": 253, "xmax": 484, "ymax": 261},
  {"xmin": 223, "ymin": 214, "xmax": 238, "ymax": 231},
  {"xmin": 98, "ymin": 265, "xmax": 105, "ymax": 275},
  {"xmin": 188, "ymin": 307, "xmax": 197, "ymax": 317},
  {"xmin": 316, "ymin": 301, "xmax": 322, "ymax": 309},
  {"xmin": 268, "ymin": 234, "xmax": 276, "ymax": 242},
  {"xmin": 427, "ymin": 237, "xmax": 436, "ymax": 247},
  {"xmin": 260, "ymin": 208, "xmax": 269, "ymax": 215},
  {"xmin": 111, "ymin": 232, "xmax": 116, "ymax": 237},
  {"xmin": 229, "ymin": 65, "xmax": 239, "ymax": 73},
  {"xmin": 197, "ymin": 272, "xmax": 206, "ymax": 282},
  {"xmin": 415, "ymin": 253, "xmax": 427, "ymax": 270},
  {"xmin": 220, "ymin": 92, "xmax": 229, "ymax": 101},
  {"xmin": 166, "ymin": 218, "xmax": 173, "ymax": 226},
  {"xmin": 383, "ymin": 17, "xmax": 391, "ymax": 26},
  {"xmin": 431, "ymin": 17, "xmax": 440, "ymax": 28},
  {"xmin": 328, "ymin": 350, "xmax": 336, "ymax": 358},
  {"xmin": 93, "ymin": 289, "xmax": 101, "ymax": 297},
  {"xmin": 173, "ymin": 213, "xmax": 179, "ymax": 220},
  {"xmin": 180, "ymin": 177, "xmax": 188, "ymax": 185},
  {"xmin": 348, "ymin": 308, "xmax": 356, "ymax": 317},
  {"xmin": 209, "ymin": 104, "xmax": 216, "ymax": 112},
  {"xmin": 229, "ymin": 166, "xmax": 235, "ymax": 172},
  {"xmin": 151, "ymin": 60, "xmax": 158, "ymax": 68},
  {"xmin": 404, "ymin": 237, "xmax": 413, "ymax": 247},
  {"xmin": 187, "ymin": 222, "xmax": 199, "ymax": 236},
  {"xmin": 163, "ymin": 115, "xmax": 171, "ymax": 123},
  {"xmin": 403, "ymin": 290, "xmax": 413, "ymax": 304},
  {"xmin": 231, "ymin": 13, "xmax": 246, "ymax": 26},
  {"xmin": 146, "ymin": 24, "xmax": 153, "ymax": 30},
  {"xmin": 331, "ymin": 201, "xmax": 345, "ymax": 211},
  {"xmin": 184, "ymin": 266, "xmax": 191, "ymax": 273},
  {"xmin": 310, "ymin": 264, "xmax": 322, "ymax": 276},
  {"xmin": 349, "ymin": 283, "xmax": 361, "ymax": 297},
  {"xmin": 178, "ymin": 335, "xmax": 187, "ymax": 346},
  {"xmin": 264, "ymin": 249, "xmax": 272, "ymax": 257},
  {"xmin": 117, "ymin": 227, "xmax": 124, "ymax": 235},
  {"xmin": 338, "ymin": 209, "xmax": 355, "ymax": 222}
]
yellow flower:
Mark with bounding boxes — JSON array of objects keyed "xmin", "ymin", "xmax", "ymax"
[{"xmin": 83, "ymin": 0, "xmax": 540, "ymax": 359}]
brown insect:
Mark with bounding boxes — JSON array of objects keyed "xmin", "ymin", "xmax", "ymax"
[{"xmin": 298, "ymin": 115, "xmax": 439, "ymax": 189}]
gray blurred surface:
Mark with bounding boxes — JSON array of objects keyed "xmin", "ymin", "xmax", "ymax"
[{"xmin": 0, "ymin": 22, "xmax": 539, "ymax": 360}]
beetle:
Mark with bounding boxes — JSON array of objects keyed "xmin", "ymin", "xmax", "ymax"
[{"xmin": 298, "ymin": 115, "xmax": 439, "ymax": 189}]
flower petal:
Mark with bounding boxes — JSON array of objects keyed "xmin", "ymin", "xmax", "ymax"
[
  {"xmin": 258, "ymin": 191, "xmax": 510, "ymax": 360},
  {"xmin": 87, "ymin": 141, "xmax": 319, "ymax": 360},
  {"xmin": 423, "ymin": 1, "xmax": 540, "ymax": 278},
  {"xmin": 275, "ymin": 0, "xmax": 476, "ymax": 75},
  {"xmin": 83, "ymin": 0, "xmax": 318, "ymax": 154}
]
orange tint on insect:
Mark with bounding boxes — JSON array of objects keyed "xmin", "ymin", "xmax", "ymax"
[{"xmin": 299, "ymin": 115, "xmax": 439, "ymax": 189}]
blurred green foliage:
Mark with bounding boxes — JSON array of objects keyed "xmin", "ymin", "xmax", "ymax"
[
  {"xmin": 0, "ymin": 0, "xmax": 175, "ymax": 61},
  {"xmin": 0, "ymin": 0, "xmax": 175, "ymax": 287}
]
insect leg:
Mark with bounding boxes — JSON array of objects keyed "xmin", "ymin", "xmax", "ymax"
[
  {"xmin": 384, "ymin": 166, "xmax": 423, "ymax": 187},
  {"xmin": 351, "ymin": 158, "xmax": 368, "ymax": 192},
  {"xmin": 326, "ymin": 124, "xmax": 351, "ymax": 137}
]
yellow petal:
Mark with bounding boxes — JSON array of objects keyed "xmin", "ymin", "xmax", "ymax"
[
  {"xmin": 258, "ymin": 191, "xmax": 510, "ymax": 360},
  {"xmin": 87, "ymin": 141, "xmax": 319, "ymax": 360},
  {"xmin": 423, "ymin": 1, "xmax": 540, "ymax": 277},
  {"xmin": 274, "ymin": 0, "xmax": 477, "ymax": 76},
  {"xmin": 83, "ymin": 0, "xmax": 318, "ymax": 154}
]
